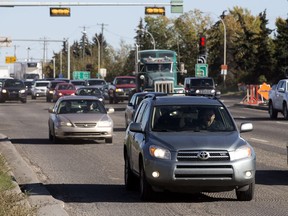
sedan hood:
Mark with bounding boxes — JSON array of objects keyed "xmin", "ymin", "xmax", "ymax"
[
  {"xmin": 59, "ymin": 113, "xmax": 109, "ymax": 122},
  {"xmin": 149, "ymin": 131, "xmax": 245, "ymax": 151}
]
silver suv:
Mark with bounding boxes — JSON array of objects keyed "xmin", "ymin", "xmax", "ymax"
[{"xmin": 124, "ymin": 95, "xmax": 255, "ymax": 201}]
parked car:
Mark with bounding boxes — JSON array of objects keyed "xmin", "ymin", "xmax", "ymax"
[
  {"xmin": 48, "ymin": 95, "xmax": 114, "ymax": 143},
  {"xmin": 0, "ymin": 79, "xmax": 27, "ymax": 103},
  {"xmin": 125, "ymin": 92, "xmax": 167, "ymax": 128},
  {"xmin": 69, "ymin": 80, "xmax": 86, "ymax": 89},
  {"xmin": 75, "ymin": 86, "xmax": 105, "ymax": 105},
  {"xmin": 184, "ymin": 77, "xmax": 221, "ymax": 98},
  {"xmin": 124, "ymin": 95, "xmax": 255, "ymax": 201},
  {"xmin": 31, "ymin": 80, "xmax": 50, "ymax": 99},
  {"xmin": 46, "ymin": 80, "xmax": 66, "ymax": 102},
  {"xmin": 52, "ymin": 83, "xmax": 76, "ymax": 102}
]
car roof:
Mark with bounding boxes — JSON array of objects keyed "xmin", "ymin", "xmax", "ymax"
[
  {"xmin": 133, "ymin": 92, "xmax": 167, "ymax": 97},
  {"xmin": 77, "ymin": 86, "xmax": 101, "ymax": 89},
  {"xmin": 147, "ymin": 95, "xmax": 222, "ymax": 106},
  {"xmin": 34, "ymin": 80, "xmax": 50, "ymax": 83},
  {"xmin": 57, "ymin": 95, "xmax": 101, "ymax": 101},
  {"xmin": 115, "ymin": 76, "xmax": 135, "ymax": 78}
]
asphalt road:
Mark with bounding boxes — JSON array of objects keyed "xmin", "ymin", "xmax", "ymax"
[{"xmin": 0, "ymin": 95, "xmax": 288, "ymax": 216}]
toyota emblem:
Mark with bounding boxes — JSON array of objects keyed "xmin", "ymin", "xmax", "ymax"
[{"xmin": 198, "ymin": 151, "xmax": 210, "ymax": 160}]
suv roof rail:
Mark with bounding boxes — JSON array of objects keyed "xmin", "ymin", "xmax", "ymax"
[{"xmin": 144, "ymin": 93, "xmax": 158, "ymax": 100}]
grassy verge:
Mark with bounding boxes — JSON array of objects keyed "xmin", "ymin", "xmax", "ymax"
[{"xmin": 0, "ymin": 154, "xmax": 36, "ymax": 216}]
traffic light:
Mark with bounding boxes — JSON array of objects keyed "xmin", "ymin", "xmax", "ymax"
[
  {"xmin": 50, "ymin": 7, "xmax": 71, "ymax": 17},
  {"xmin": 145, "ymin": 7, "xmax": 165, "ymax": 16},
  {"xmin": 199, "ymin": 36, "xmax": 206, "ymax": 55}
]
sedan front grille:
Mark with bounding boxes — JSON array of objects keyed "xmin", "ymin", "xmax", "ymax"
[{"xmin": 74, "ymin": 123, "xmax": 96, "ymax": 128}]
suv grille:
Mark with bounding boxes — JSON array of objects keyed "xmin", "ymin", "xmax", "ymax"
[
  {"xmin": 177, "ymin": 150, "xmax": 230, "ymax": 161},
  {"xmin": 175, "ymin": 150, "xmax": 232, "ymax": 180}
]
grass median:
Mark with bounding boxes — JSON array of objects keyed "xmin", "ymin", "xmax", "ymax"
[{"xmin": 0, "ymin": 154, "xmax": 36, "ymax": 216}]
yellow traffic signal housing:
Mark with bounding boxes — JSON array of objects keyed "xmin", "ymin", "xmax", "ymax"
[
  {"xmin": 50, "ymin": 7, "xmax": 71, "ymax": 17},
  {"xmin": 145, "ymin": 7, "xmax": 165, "ymax": 16}
]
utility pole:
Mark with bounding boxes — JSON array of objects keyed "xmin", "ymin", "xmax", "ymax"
[{"xmin": 97, "ymin": 23, "xmax": 108, "ymax": 68}]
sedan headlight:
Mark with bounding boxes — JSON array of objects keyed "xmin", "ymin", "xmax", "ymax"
[
  {"xmin": 19, "ymin": 89, "xmax": 26, "ymax": 93},
  {"xmin": 98, "ymin": 120, "xmax": 112, "ymax": 127},
  {"xmin": 229, "ymin": 145, "xmax": 252, "ymax": 161},
  {"xmin": 56, "ymin": 119, "xmax": 72, "ymax": 127},
  {"xmin": 149, "ymin": 145, "xmax": 171, "ymax": 160},
  {"xmin": 2, "ymin": 89, "xmax": 7, "ymax": 93}
]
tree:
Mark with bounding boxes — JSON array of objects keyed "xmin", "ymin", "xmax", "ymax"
[{"xmin": 273, "ymin": 17, "xmax": 288, "ymax": 82}]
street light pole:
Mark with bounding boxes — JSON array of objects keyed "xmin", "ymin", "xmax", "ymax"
[
  {"xmin": 139, "ymin": 28, "xmax": 155, "ymax": 50},
  {"xmin": 219, "ymin": 17, "xmax": 227, "ymax": 88},
  {"xmin": 201, "ymin": 11, "xmax": 227, "ymax": 88}
]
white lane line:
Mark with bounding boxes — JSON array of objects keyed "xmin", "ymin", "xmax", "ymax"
[
  {"xmin": 276, "ymin": 121, "xmax": 288, "ymax": 125},
  {"xmin": 250, "ymin": 138, "xmax": 269, "ymax": 143}
]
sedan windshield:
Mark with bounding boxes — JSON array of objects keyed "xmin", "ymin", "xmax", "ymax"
[
  {"xmin": 151, "ymin": 105, "xmax": 235, "ymax": 132},
  {"xmin": 57, "ymin": 100, "xmax": 106, "ymax": 114}
]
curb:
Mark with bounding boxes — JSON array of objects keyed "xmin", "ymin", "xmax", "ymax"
[
  {"xmin": 235, "ymin": 103, "xmax": 268, "ymax": 110},
  {"xmin": 0, "ymin": 136, "xmax": 69, "ymax": 216}
]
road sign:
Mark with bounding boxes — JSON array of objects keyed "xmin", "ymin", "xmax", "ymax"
[
  {"xmin": 171, "ymin": 0, "xmax": 183, "ymax": 13},
  {"xmin": 72, "ymin": 71, "xmax": 91, "ymax": 80},
  {"xmin": 197, "ymin": 55, "xmax": 206, "ymax": 64},
  {"xmin": 257, "ymin": 82, "xmax": 271, "ymax": 100},
  {"xmin": 195, "ymin": 64, "xmax": 208, "ymax": 77},
  {"xmin": 5, "ymin": 56, "xmax": 16, "ymax": 64},
  {"xmin": 221, "ymin": 64, "xmax": 228, "ymax": 75}
]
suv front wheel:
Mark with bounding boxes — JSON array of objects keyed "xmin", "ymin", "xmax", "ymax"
[
  {"xmin": 139, "ymin": 160, "xmax": 154, "ymax": 201},
  {"xmin": 236, "ymin": 181, "xmax": 255, "ymax": 201}
]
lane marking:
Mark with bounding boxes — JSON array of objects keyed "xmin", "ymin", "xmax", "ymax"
[
  {"xmin": 250, "ymin": 138, "xmax": 269, "ymax": 143},
  {"xmin": 276, "ymin": 121, "xmax": 288, "ymax": 125}
]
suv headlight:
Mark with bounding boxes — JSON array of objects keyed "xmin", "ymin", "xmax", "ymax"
[
  {"xmin": 149, "ymin": 145, "xmax": 171, "ymax": 160},
  {"xmin": 229, "ymin": 145, "xmax": 252, "ymax": 161}
]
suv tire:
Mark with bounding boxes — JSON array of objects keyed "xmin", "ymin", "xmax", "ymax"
[
  {"xmin": 236, "ymin": 181, "xmax": 255, "ymax": 201},
  {"xmin": 139, "ymin": 161, "xmax": 154, "ymax": 201},
  {"xmin": 124, "ymin": 154, "xmax": 137, "ymax": 190}
]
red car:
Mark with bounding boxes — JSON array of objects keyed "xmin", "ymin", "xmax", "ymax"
[{"xmin": 52, "ymin": 83, "xmax": 76, "ymax": 102}]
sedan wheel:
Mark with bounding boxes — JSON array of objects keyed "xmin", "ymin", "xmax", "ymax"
[
  {"xmin": 236, "ymin": 181, "xmax": 255, "ymax": 201},
  {"xmin": 139, "ymin": 161, "xmax": 154, "ymax": 201},
  {"xmin": 52, "ymin": 127, "xmax": 60, "ymax": 144},
  {"xmin": 49, "ymin": 128, "xmax": 53, "ymax": 141}
]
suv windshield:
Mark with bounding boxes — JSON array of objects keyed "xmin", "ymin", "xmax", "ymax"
[
  {"xmin": 152, "ymin": 105, "xmax": 234, "ymax": 132},
  {"xmin": 190, "ymin": 79, "xmax": 213, "ymax": 87},
  {"xmin": 4, "ymin": 80, "xmax": 25, "ymax": 88}
]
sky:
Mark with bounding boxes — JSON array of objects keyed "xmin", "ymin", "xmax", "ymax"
[{"xmin": 0, "ymin": 0, "xmax": 287, "ymax": 66}]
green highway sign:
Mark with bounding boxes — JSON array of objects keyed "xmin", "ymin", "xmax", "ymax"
[
  {"xmin": 72, "ymin": 71, "xmax": 90, "ymax": 80},
  {"xmin": 171, "ymin": 0, "xmax": 183, "ymax": 13},
  {"xmin": 195, "ymin": 64, "xmax": 208, "ymax": 77}
]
